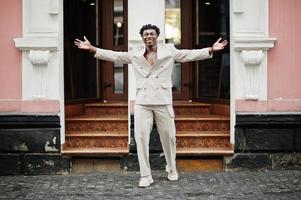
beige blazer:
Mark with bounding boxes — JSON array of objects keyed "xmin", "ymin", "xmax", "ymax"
[{"xmin": 94, "ymin": 44, "xmax": 212, "ymax": 105}]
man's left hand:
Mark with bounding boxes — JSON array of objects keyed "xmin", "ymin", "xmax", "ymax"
[{"xmin": 212, "ymin": 38, "xmax": 228, "ymax": 52}]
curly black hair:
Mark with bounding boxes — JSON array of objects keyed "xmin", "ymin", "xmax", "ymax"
[{"xmin": 139, "ymin": 24, "xmax": 160, "ymax": 36}]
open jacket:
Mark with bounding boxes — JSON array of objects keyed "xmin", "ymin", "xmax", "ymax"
[{"xmin": 94, "ymin": 44, "xmax": 212, "ymax": 105}]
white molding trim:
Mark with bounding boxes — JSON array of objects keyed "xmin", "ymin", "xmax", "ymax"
[
  {"xmin": 233, "ymin": 0, "xmax": 244, "ymax": 14},
  {"xmin": 49, "ymin": 0, "xmax": 59, "ymax": 15},
  {"xmin": 234, "ymin": 37, "xmax": 277, "ymax": 51},
  {"xmin": 14, "ymin": 36, "xmax": 59, "ymax": 51}
]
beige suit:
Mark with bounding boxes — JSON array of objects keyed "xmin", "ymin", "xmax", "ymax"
[{"xmin": 94, "ymin": 44, "xmax": 212, "ymax": 177}]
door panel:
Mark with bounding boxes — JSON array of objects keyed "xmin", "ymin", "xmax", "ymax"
[
  {"xmin": 193, "ymin": 0, "xmax": 230, "ymax": 101},
  {"xmin": 101, "ymin": 0, "xmax": 128, "ymax": 102},
  {"xmin": 165, "ymin": 0, "xmax": 230, "ymax": 102},
  {"xmin": 64, "ymin": 0, "xmax": 98, "ymax": 102},
  {"xmin": 64, "ymin": 0, "xmax": 128, "ymax": 103}
]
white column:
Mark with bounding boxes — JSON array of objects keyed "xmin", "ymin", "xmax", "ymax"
[
  {"xmin": 230, "ymin": 0, "xmax": 276, "ymax": 143},
  {"xmin": 14, "ymin": 0, "xmax": 61, "ymax": 100}
]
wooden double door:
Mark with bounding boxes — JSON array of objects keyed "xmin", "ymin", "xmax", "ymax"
[
  {"xmin": 64, "ymin": 0, "xmax": 128, "ymax": 103},
  {"xmin": 64, "ymin": 0, "xmax": 229, "ymax": 103},
  {"xmin": 167, "ymin": 0, "xmax": 230, "ymax": 102}
]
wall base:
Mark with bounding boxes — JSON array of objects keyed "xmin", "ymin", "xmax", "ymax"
[
  {"xmin": 225, "ymin": 114, "xmax": 301, "ymax": 171},
  {"xmin": 0, "ymin": 115, "xmax": 71, "ymax": 175}
]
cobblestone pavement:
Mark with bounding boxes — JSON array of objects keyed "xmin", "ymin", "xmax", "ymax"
[{"xmin": 0, "ymin": 170, "xmax": 300, "ymax": 200}]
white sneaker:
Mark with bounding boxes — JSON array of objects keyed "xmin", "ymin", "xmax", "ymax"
[
  {"xmin": 138, "ymin": 176, "xmax": 154, "ymax": 187},
  {"xmin": 165, "ymin": 165, "xmax": 170, "ymax": 173},
  {"xmin": 167, "ymin": 171, "xmax": 179, "ymax": 181}
]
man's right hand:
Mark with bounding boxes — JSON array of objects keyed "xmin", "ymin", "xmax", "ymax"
[{"xmin": 74, "ymin": 36, "xmax": 96, "ymax": 53}]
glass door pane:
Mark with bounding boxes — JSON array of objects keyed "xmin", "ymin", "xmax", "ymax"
[
  {"xmin": 113, "ymin": 0, "xmax": 125, "ymax": 95},
  {"xmin": 165, "ymin": 0, "xmax": 181, "ymax": 45},
  {"xmin": 172, "ymin": 63, "xmax": 181, "ymax": 92},
  {"xmin": 114, "ymin": 63, "xmax": 124, "ymax": 94},
  {"xmin": 114, "ymin": 0, "xmax": 124, "ymax": 46}
]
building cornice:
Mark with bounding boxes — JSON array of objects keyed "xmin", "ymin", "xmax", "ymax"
[
  {"xmin": 14, "ymin": 36, "xmax": 59, "ymax": 51},
  {"xmin": 234, "ymin": 37, "xmax": 277, "ymax": 51}
]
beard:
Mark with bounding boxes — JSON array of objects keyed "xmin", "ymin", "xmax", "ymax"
[{"xmin": 145, "ymin": 40, "xmax": 156, "ymax": 48}]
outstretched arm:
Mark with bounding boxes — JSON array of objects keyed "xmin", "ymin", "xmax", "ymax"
[
  {"xmin": 173, "ymin": 38, "xmax": 228, "ymax": 63},
  {"xmin": 74, "ymin": 36, "xmax": 132, "ymax": 64}
]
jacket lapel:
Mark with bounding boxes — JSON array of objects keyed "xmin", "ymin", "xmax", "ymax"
[
  {"xmin": 138, "ymin": 48, "xmax": 152, "ymax": 69},
  {"xmin": 138, "ymin": 44, "xmax": 164, "ymax": 71},
  {"xmin": 150, "ymin": 45, "xmax": 163, "ymax": 72}
]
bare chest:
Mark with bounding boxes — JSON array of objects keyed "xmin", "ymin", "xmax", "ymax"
[{"xmin": 144, "ymin": 52, "xmax": 157, "ymax": 67}]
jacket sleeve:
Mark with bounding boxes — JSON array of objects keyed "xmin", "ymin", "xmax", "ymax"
[
  {"xmin": 94, "ymin": 48, "xmax": 132, "ymax": 64},
  {"xmin": 171, "ymin": 44, "xmax": 213, "ymax": 63}
]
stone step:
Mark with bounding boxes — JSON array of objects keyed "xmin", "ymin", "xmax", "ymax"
[
  {"xmin": 176, "ymin": 159, "xmax": 224, "ymax": 172},
  {"xmin": 84, "ymin": 101, "xmax": 211, "ymax": 116},
  {"xmin": 173, "ymin": 101, "xmax": 211, "ymax": 115},
  {"xmin": 65, "ymin": 130, "xmax": 128, "ymax": 135},
  {"xmin": 65, "ymin": 131, "xmax": 229, "ymax": 148},
  {"xmin": 71, "ymin": 158, "xmax": 124, "ymax": 173},
  {"xmin": 66, "ymin": 116, "xmax": 128, "ymax": 121},
  {"xmin": 176, "ymin": 133, "xmax": 230, "ymax": 148},
  {"xmin": 66, "ymin": 115, "xmax": 228, "ymax": 132},
  {"xmin": 176, "ymin": 146, "xmax": 234, "ymax": 156},
  {"xmin": 70, "ymin": 157, "xmax": 224, "ymax": 173},
  {"xmin": 62, "ymin": 146, "xmax": 233, "ymax": 157},
  {"xmin": 175, "ymin": 115, "xmax": 230, "ymax": 131},
  {"xmin": 64, "ymin": 133, "xmax": 128, "ymax": 148},
  {"xmin": 65, "ymin": 116, "xmax": 128, "ymax": 132},
  {"xmin": 62, "ymin": 147, "xmax": 129, "ymax": 156},
  {"xmin": 85, "ymin": 102, "xmax": 128, "ymax": 116},
  {"xmin": 176, "ymin": 130, "xmax": 229, "ymax": 135}
]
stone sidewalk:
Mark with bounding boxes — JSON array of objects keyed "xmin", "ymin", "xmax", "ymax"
[{"xmin": 0, "ymin": 170, "xmax": 300, "ymax": 200}]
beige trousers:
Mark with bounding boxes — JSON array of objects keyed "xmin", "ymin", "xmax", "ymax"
[{"xmin": 134, "ymin": 104, "xmax": 177, "ymax": 177}]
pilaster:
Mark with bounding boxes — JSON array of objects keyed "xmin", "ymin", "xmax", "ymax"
[
  {"xmin": 14, "ymin": 0, "xmax": 62, "ymax": 101},
  {"xmin": 230, "ymin": 0, "xmax": 276, "ymax": 143}
]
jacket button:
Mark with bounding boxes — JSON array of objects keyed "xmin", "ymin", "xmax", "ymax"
[
  {"xmin": 161, "ymin": 65, "xmax": 163, "ymax": 68},
  {"xmin": 146, "ymin": 75, "xmax": 149, "ymax": 78},
  {"xmin": 156, "ymin": 76, "xmax": 158, "ymax": 79},
  {"xmin": 140, "ymin": 67, "xmax": 143, "ymax": 69}
]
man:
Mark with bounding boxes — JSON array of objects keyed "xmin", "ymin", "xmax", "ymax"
[{"xmin": 75, "ymin": 24, "xmax": 227, "ymax": 187}]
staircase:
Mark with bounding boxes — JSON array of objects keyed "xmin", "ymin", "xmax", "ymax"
[
  {"xmin": 173, "ymin": 101, "xmax": 233, "ymax": 156},
  {"xmin": 62, "ymin": 102, "xmax": 129, "ymax": 156},
  {"xmin": 62, "ymin": 101, "xmax": 233, "ymax": 172}
]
